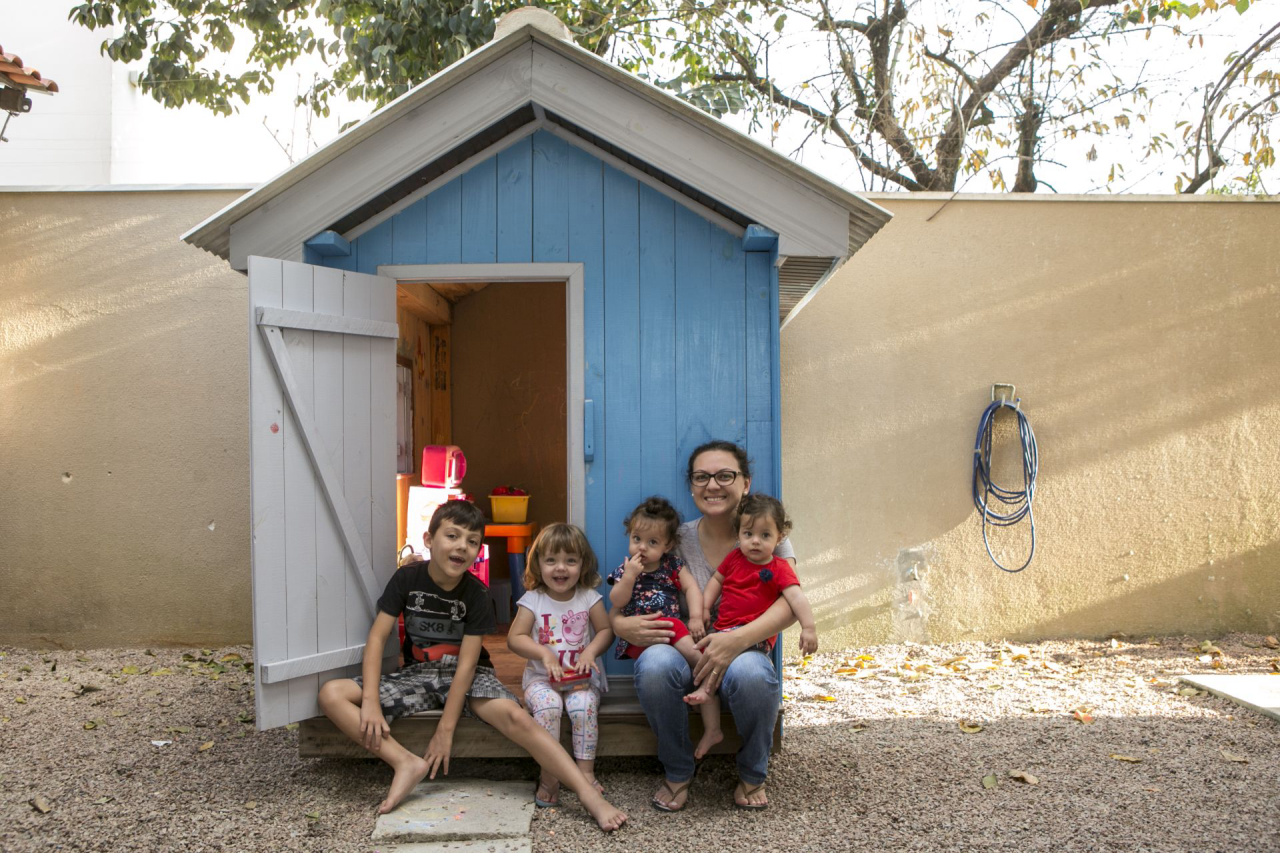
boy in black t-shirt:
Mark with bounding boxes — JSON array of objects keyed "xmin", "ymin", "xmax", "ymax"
[{"xmin": 317, "ymin": 501, "xmax": 627, "ymax": 831}]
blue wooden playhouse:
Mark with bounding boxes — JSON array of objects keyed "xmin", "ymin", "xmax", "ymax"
[{"xmin": 184, "ymin": 10, "xmax": 889, "ymax": 751}]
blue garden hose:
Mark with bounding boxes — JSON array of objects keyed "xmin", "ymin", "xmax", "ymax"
[{"xmin": 972, "ymin": 398, "xmax": 1038, "ymax": 573}]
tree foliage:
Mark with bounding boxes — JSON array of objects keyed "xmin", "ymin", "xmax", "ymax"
[{"xmin": 68, "ymin": 0, "xmax": 1277, "ymax": 193}]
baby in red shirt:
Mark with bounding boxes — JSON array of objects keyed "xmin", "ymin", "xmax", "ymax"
[{"xmin": 685, "ymin": 494, "xmax": 819, "ymax": 708}]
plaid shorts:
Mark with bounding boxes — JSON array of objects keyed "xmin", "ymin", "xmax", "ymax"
[{"xmin": 354, "ymin": 656, "xmax": 518, "ymax": 722}]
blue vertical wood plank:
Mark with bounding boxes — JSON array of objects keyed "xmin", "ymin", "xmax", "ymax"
[
  {"xmin": 745, "ymin": 251, "xmax": 773, "ymax": 424},
  {"xmin": 532, "ymin": 131, "xmax": 570, "ymax": 262},
  {"xmin": 601, "ymin": 164, "xmax": 641, "ymax": 606},
  {"xmin": 392, "ymin": 198, "xmax": 427, "ymax": 265},
  {"xmin": 672, "ymin": 208, "xmax": 711, "ymax": 522},
  {"xmin": 497, "ymin": 136, "xmax": 533, "ymax": 263},
  {"xmin": 425, "ymin": 177, "xmax": 462, "ymax": 264},
  {"xmin": 746, "ymin": 420, "xmax": 775, "ymax": 499},
  {"xmin": 565, "ymin": 144, "xmax": 606, "ymax": 594},
  {"xmin": 356, "ymin": 219, "xmax": 393, "ymax": 276},
  {"xmin": 461, "ymin": 158, "xmax": 498, "ymax": 263},
  {"xmin": 709, "ymin": 224, "xmax": 747, "ymax": 449},
  {"xmin": 769, "ymin": 252, "xmax": 783, "ymax": 496},
  {"xmin": 638, "ymin": 184, "xmax": 678, "ymax": 509}
]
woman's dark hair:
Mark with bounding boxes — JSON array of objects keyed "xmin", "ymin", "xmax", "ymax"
[
  {"xmin": 686, "ymin": 440, "xmax": 752, "ymax": 486},
  {"xmin": 733, "ymin": 494, "xmax": 792, "ymax": 537},
  {"xmin": 623, "ymin": 496, "xmax": 682, "ymax": 546},
  {"xmin": 427, "ymin": 500, "xmax": 487, "ymax": 537}
]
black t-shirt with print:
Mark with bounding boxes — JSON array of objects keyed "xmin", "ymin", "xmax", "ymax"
[{"xmin": 377, "ymin": 561, "xmax": 495, "ymax": 667}]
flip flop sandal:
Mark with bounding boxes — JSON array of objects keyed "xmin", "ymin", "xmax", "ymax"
[
  {"xmin": 734, "ymin": 781, "xmax": 768, "ymax": 811},
  {"xmin": 650, "ymin": 778, "xmax": 693, "ymax": 813},
  {"xmin": 533, "ymin": 779, "xmax": 560, "ymax": 808}
]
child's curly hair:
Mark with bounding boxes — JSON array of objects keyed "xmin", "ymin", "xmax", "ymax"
[
  {"xmin": 623, "ymin": 496, "xmax": 682, "ymax": 546},
  {"xmin": 523, "ymin": 523, "xmax": 600, "ymax": 591},
  {"xmin": 733, "ymin": 494, "xmax": 792, "ymax": 537}
]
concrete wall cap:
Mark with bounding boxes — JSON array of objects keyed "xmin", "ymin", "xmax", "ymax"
[{"xmin": 493, "ymin": 8, "xmax": 571, "ymax": 41}]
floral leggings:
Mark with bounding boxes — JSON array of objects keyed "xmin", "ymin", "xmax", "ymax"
[{"xmin": 523, "ymin": 681, "xmax": 601, "ymax": 760}]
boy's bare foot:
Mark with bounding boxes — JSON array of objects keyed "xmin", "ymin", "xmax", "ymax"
[
  {"xmin": 694, "ymin": 727, "xmax": 724, "ymax": 760},
  {"xmin": 683, "ymin": 688, "xmax": 712, "ymax": 706},
  {"xmin": 581, "ymin": 791, "xmax": 628, "ymax": 832},
  {"xmin": 378, "ymin": 754, "xmax": 431, "ymax": 814}
]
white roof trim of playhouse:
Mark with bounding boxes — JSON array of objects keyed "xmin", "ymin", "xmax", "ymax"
[{"xmin": 182, "ymin": 23, "xmax": 892, "ymax": 283}]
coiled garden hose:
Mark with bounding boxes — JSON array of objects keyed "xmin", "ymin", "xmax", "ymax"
[{"xmin": 972, "ymin": 398, "xmax": 1038, "ymax": 573}]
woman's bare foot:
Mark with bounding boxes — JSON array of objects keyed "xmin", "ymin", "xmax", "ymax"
[
  {"xmin": 683, "ymin": 687, "xmax": 712, "ymax": 706},
  {"xmin": 694, "ymin": 726, "xmax": 724, "ymax": 760},
  {"xmin": 581, "ymin": 791, "xmax": 628, "ymax": 831},
  {"xmin": 733, "ymin": 779, "xmax": 768, "ymax": 809},
  {"xmin": 378, "ymin": 754, "xmax": 431, "ymax": 814}
]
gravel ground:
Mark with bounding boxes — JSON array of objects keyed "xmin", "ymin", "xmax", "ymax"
[{"xmin": 2, "ymin": 635, "xmax": 1278, "ymax": 853}]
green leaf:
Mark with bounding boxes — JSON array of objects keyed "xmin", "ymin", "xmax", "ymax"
[{"xmin": 1235, "ymin": 0, "xmax": 1250, "ymax": 12}]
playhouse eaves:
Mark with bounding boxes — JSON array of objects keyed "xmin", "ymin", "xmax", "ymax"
[{"xmin": 182, "ymin": 22, "xmax": 891, "ymax": 319}]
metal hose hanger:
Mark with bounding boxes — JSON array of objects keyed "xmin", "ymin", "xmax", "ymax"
[{"xmin": 972, "ymin": 385, "xmax": 1038, "ymax": 573}]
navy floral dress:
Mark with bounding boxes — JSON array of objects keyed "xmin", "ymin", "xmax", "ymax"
[{"xmin": 606, "ymin": 553, "xmax": 685, "ymax": 659}]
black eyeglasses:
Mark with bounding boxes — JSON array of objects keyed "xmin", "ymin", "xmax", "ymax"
[{"xmin": 691, "ymin": 470, "xmax": 741, "ymax": 487}]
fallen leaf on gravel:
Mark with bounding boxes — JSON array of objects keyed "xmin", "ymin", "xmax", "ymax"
[
  {"xmin": 982, "ymin": 773, "xmax": 998, "ymax": 789},
  {"xmin": 959, "ymin": 720, "xmax": 984, "ymax": 733},
  {"xmin": 121, "ymin": 666, "xmax": 140, "ymax": 675},
  {"xmin": 781, "ymin": 694, "xmax": 791, "ymax": 700},
  {"xmin": 1200, "ymin": 641, "xmax": 1222, "ymax": 655},
  {"xmin": 815, "ymin": 695, "xmax": 837, "ymax": 702},
  {"xmin": 848, "ymin": 724, "xmax": 867, "ymax": 732},
  {"xmin": 833, "ymin": 667, "xmax": 859, "ymax": 674},
  {"xmin": 244, "ymin": 801, "xmax": 257, "ymax": 810},
  {"xmin": 1177, "ymin": 686, "xmax": 1206, "ymax": 697},
  {"xmin": 93, "ymin": 796, "xmax": 113, "ymax": 805},
  {"xmin": 144, "ymin": 649, "xmax": 156, "ymax": 656},
  {"xmin": 15, "ymin": 696, "xmax": 26, "ymax": 704},
  {"xmin": 111, "ymin": 710, "xmax": 126, "ymax": 717},
  {"xmin": 76, "ymin": 655, "xmax": 89, "ymax": 662},
  {"xmin": 236, "ymin": 711, "xmax": 255, "ymax": 724},
  {"xmin": 150, "ymin": 668, "xmax": 174, "ymax": 676},
  {"xmin": 19, "ymin": 664, "xmax": 32, "ymax": 673},
  {"xmin": 166, "ymin": 726, "xmax": 190, "ymax": 734},
  {"xmin": 1072, "ymin": 709, "xmax": 1095, "ymax": 725},
  {"xmin": 1109, "ymin": 754, "xmax": 1142, "ymax": 763},
  {"xmin": 943, "ymin": 656, "xmax": 967, "ymax": 666},
  {"xmin": 30, "ymin": 795, "xmax": 52, "ymax": 814},
  {"xmin": 285, "ymin": 723, "xmax": 299, "ymax": 731},
  {"xmin": 1264, "ymin": 636, "xmax": 1279, "ymax": 649},
  {"xmin": 1008, "ymin": 770, "xmax": 1039, "ymax": 784},
  {"xmin": 151, "ymin": 740, "xmax": 172, "ymax": 747},
  {"xmin": 1220, "ymin": 750, "xmax": 1248, "ymax": 763},
  {"xmin": 304, "ymin": 811, "xmax": 320, "ymax": 821},
  {"xmin": 199, "ymin": 741, "xmax": 214, "ymax": 752},
  {"xmin": 83, "ymin": 720, "xmax": 98, "ymax": 730},
  {"xmin": 221, "ymin": 653, "xmax": 243, "ymax": 662}
]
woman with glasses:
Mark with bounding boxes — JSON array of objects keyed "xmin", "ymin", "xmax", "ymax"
[{"xmin": 610, "ymin": 440, "xmax": 796, "ymax": 812}]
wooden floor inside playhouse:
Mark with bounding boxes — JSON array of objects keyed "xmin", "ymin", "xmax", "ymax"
[{"xmin": 298, "ymin": 628, "xmax": 781, "ymax": 758}]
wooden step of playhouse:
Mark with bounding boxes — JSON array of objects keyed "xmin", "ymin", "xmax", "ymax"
[{"xmin": 298, "ymin": 694, "xmax": 783, "ymax": 759}]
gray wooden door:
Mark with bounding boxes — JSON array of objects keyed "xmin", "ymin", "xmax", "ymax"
[{"xmin": 247, "ymin": 257, "xmax": 397, "ymax": 729}]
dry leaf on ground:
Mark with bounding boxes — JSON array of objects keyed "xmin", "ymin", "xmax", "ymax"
[
  {"xmin": 959, "ymin": 720, "xmax": 984, "ymax": 733},
  {"xmin": 1072, "ymin": 709, "xmax": 1095, "ymax": 724},
  {"xmin": 982, "ymin": 773, "xmax": 998, "ymax": 789},
  {"xmin": 1220, "ymin": 750, "xmax": 1248, "ymax": 763},
  {"xmin": 29, "ymin": 795, "xmax": 52, "ymax": 814},
  {"xmin": 1008, "ymin": 770, "xmax": 1039, "ymax": 784},
  {"xmin": 1110, "ymin": 754, "xmax": 1143, "ymax": 763}
]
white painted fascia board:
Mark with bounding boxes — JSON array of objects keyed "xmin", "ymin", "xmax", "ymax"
[
  {"xmin": 183, "ymin": 30, "xmax": 536, "ymax": 258},
  {"xmin": 524, "ymin": 30, "xmax": 892, "ymax": 241},
  {"xmin": 529, "ymin": 43, "xmax": 847, "ymax": 258},
  {"xmin": 227, "ymin": 45, "xmax": 534, "ymax": 270}
]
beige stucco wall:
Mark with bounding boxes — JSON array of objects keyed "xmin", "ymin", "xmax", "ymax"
[
  {"xmin": 1, "ymin": 190, "xmax": 252, "ymax": 648},
  {"xmin": 782, "ymin": 194, "xmax": 1280, "ymax": 651}
]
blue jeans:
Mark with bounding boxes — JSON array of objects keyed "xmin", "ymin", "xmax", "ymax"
[{"xmin": 632, "ymin": 643, "xmax": 780, "ymax": 785}]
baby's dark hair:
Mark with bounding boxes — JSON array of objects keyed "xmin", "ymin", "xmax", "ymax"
[
  {"xmin": 623, "ymin": 496, "xmax": 681, "ymax": 546},
  {"xmin": 524, "ymin": 523, "xmax": 600, "ymax": 591},
  {"xmin": 734, "ymin": 494, "xmax": 792, "ymax": 537},
  {"xmin": 427, "ymin": 500, "xmax": 487, "ymax": 536}
]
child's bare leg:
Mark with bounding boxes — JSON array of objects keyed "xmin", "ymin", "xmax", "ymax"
[
  {"xmin": 471, "ymin": 697, "xmax": 626, "ymax": 832},
  {"xmin": 317, "ymin": 678, "xmax": 429, "ymax": 814},
  {"xmin": 669, "ymin": 638, "xmax": 724, "ymax": 758}
]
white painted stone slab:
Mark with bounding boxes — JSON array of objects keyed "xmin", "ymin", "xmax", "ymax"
[
  {"xmin": 383, "ymin": 840, "xmax": 531, "ymax": 853},
  {"xmin": 1179, "ymin": 674, "xmax": 1280, "ymax": 722},
  {"xmin": 372, "ymin": 780, "xmax": 534, "ymax": 843}
]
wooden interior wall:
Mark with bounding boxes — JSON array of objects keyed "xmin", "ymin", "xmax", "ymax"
[{"xmin": 395, "ymin": 306, "xmax": 437, "ymax": 474}]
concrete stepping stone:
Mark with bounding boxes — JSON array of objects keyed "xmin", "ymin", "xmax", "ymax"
[
  {"xmin": 1179, "ymin": 674, "xmax": 1280, "ymax": 723},
  {"xmin": 372, "ymin": 779, "xmax": 534, "ymax": 844}
]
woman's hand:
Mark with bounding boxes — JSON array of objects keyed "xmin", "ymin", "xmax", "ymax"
[
  {"xmin": 541, "ymin": 648, "xmax": 565, "ymax": 681},
  {"xmin": 612, "ymin": 612, "xmax": 677, "ymax": 647},
  {"xmin": 693, "ymin": 629, "xmax": 751, "ymax": 690},
  {"xmin": 424, "ymin": 728, "xmax": 453, "ymax": 779}
]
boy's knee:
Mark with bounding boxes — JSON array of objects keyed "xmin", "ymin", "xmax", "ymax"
[{"xmin": 317, "ymin": 678, "xmax": 352, "ymax": 709}]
